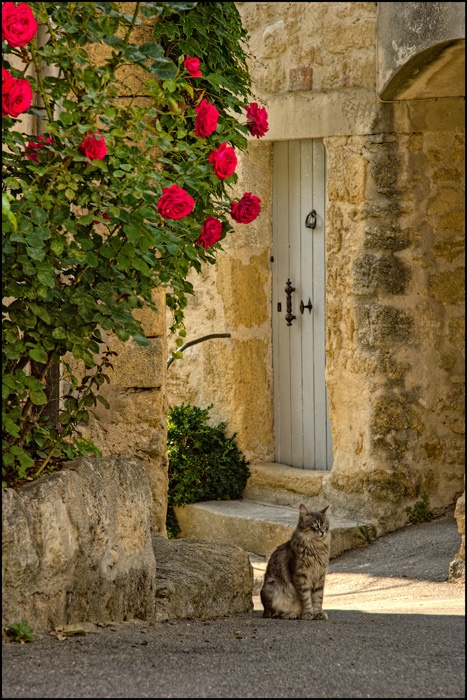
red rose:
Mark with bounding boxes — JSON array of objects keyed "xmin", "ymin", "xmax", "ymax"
[
  {"xmin": 230, "ymin": 192, "xmax": 261, "ymax": 224},
  {"xmin": 194, "ymin": 98, "xmax": 219, "ymax": 138},
  {"xmin": 157, "ymin": 184, "xmax": 195, "ymax": 220},
  {"xmin": 196, "ymin": 216, "xmax": 223, "ymax": 249},
  {"xmin": 208, "ymin": 142, "xmax": 237, "ymax": 180},
  {"xmin": 2, "ymin": 2, "xmax": 38, "ymax": 47},
  {"xmin": 2, "ymin": 74, "xmax": 33, "ymax": 117},
  {"xmin": 246, "ymin": 102, "xmax": 269, "ymax": 138},
  {"xmin": 79, "ymin": 131, "xmax": 107, "ymax": 162},
  {"xmin": 25, "ymin": 135, "xmax": 52, "ymax": 162},
  {"xmin": 2, "ymin": 67, "xmax": 14, "ymax": 91},
  {"xmin": 184, "ymin": 56, "xmax": 202, "ymax": 78}
]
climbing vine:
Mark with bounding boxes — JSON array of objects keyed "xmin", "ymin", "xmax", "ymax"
[{"xmin": 2, "ymin": 1, "xmax": 268, "ymax": 485}]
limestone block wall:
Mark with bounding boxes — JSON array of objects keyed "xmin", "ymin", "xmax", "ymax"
[
  {"xmin": 79, "ymin": 288, "xmax": 169, "ymax": 536},
  {"xmin": 167, "ymin": 2, "xmax": 464, "ymax": 531},
  {"xmin": 166, "ymin": 140, "xmax": 274, "ymax": 463},
  {"xmin": 322, "ymin": 127, "xmax": 465, "ymax": 528}
]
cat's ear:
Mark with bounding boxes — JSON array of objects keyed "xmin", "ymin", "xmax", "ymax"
[
  {"xmin": 299, "ymin": 504, "xmax": 308, "ymax": 517},
  {"xmin": 320, "ymin": 505, "xmax": 329, "ymax": 514}
]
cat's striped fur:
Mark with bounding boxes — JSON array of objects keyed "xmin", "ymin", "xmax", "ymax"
[{"xmin": 260, "ymin": 504, "xmax": 331, "ymax": 620}]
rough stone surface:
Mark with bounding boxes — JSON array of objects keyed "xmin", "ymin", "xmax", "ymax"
[
  {"xmin": 449, "ymin": 488, "xmax": 465, "ymax": 583},
  {"xmin": 153, "ymin": 537, "xmax": 253, "ymax": 622},
  {"xmin": 78, "ymin": 288, "xmax": 169, "ymax": 536},
  {"xmin": 2, "ymin": 458, "xmax": 258, "ymax": 632},
  {"xmin": 243, "ymin": 463, "xmax": 325, "ymax": 508},
  {"xmin": 2, "ymin": 456, "xmax": 157, "ymax": 633},
  {"xmin": 376, "ymin": 2, "xmax": 465, "ymax": 100}
]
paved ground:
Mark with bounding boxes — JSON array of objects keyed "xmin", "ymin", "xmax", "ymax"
[{"xmin": 2, "ymin": 515, "xmax": 465, "ymax": 699}]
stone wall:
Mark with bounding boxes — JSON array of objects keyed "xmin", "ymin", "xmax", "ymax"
[
  {"xmin": 323, "ymin": 126, "xmax": 465, "ymax": 528},
  {"xmin": 167, "ymin": 2, "xmax": 465, "ymax": 532},
  {"xmin": 78, "ymin": 289, "xmax": 169, "ymax": 536},
  {"xmin": 2, "ymin": 456, "xmax": 254, "ymax": 631},
  {"xmin": 167, "ymin": 140, "xmax": 274, "ymax": 463},
  {"xmin": 2, "ymin": 456, "xmax": 157, "ymax": 632}
]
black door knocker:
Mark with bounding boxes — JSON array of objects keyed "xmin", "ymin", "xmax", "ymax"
[{"xmin": 305, "ymin": 210, "xmax": 317, "ymax": 229}]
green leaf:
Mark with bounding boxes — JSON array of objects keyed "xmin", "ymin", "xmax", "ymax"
[
  {"xmin": 50, "ymin": 239, "xmax": 64, "ymax": 256},
  {"xmin": 10, "ymin": 446, "xmax": 35, "ymax": 469},
  {"xmin": 149, "ymin": 58, "xmax": 178, "ymax": 80},
  {"xmin": 31, "ymin": 207, "xmax": 48, "ymax": 225},
  {"xmin": 29, "ymin": 346, "xmax": 48, "ymax": 364},
  {"xmin": 30, "ymin": 389, "xmax": 48, "ymax": 406},
  {"xmin": 52, "ymin": 327, "xmax": 67, "ymax": 339},
  {"xmin": 2, "ymin": 415, "xmax": 21, "ymax": 438},
  {"xmin": 37, "ymin": 271, "xmax": 55, "ymax": 288},
  {"xmin": 133, "ymin": 334, "xmax": 152, "ymax": 346},
  {"xmin": 96, "ymin": 395, "xmax": 110, "ymax": 409}
]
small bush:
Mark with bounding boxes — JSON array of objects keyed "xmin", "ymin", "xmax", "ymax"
[
  {"xmin": 166, "ymin": 403, "xmax": 251, "ymax": 537},
  {"xmin": 4, "ymin": 620, "xmax": 34, "ymax": 643},
  {"xmin": 405, "ymin": 493, "xmax": 432, "ymax": 524}
]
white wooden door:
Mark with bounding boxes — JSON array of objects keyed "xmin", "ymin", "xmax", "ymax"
[{"xmin": 272, "ymin": 139, "xmax": 333, "ymax": 470}]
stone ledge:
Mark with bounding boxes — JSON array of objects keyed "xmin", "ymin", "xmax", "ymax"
[
  {"xmin": 174, "ymin": 499, "xmax": 362, "ymax": 559},
  {"xmin": 243, "ymin": 463, "xmax": 326, "ymax": 509}
]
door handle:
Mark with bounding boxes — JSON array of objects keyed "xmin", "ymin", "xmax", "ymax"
[
  {"xmin": 285, "ymin": 278, "xmax": 296, "ymax": 326},
  {"xmin": 300, "ymin": 298, "xmax": 312, "ymax": 314},
  {"xmin": 305, "ymin": 210, "xmax": 317, "ymax": 229}
]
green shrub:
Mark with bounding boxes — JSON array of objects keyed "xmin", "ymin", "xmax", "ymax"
[
  {"xmin": 4, "ymin": 620, "xmax": 34, "ymax": 644},
  {"xmin": 405, "ymin": 493, "xmax": 432, "ymax": 524},
  {"xmin": 166, "ymin": 403, "xmax": 250, "ymax": 537}
]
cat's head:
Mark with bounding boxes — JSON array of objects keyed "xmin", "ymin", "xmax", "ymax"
[{"xmin": 297, "ymin": 504, "xmax": 330, "ymax": 539}]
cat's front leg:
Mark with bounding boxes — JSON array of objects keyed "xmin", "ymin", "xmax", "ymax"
[
  {"xmin": 293, "ymin": 576, "xmax": 314, "ymax": 619},
  {"xmin": 311, "ymin": 581, "xmax": 328, "ymax": 620}
]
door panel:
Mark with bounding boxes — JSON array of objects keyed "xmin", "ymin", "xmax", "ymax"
[{"xmin": 272, "ymin": 139, "xmax": 333, "ymax": 470}]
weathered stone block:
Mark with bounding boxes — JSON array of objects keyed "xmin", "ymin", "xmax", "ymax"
[
  {"xmin": 2, "ymin": 456, "xmax": 157, "ymax": 632},
  {"xmin": 289, "ymin": 65, "xmax": 313, "ymax": 91},
  {"xmin": 153, "ymin": 537, "xmax": 253, "ymax": 621}
]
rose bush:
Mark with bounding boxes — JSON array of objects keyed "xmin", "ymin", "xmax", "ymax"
[
  {"xmin": 157, "ymin": 184, "xmax": 196, "ymax": 220},
  {"xmin": 2, "ymin": 1, "xmax": 269, "ymax": 485},
  {"xmin": 79, "ymin": 132, "xmax": 107, "ymax": 162},
  {"xmin": 25, "ymin": 135, "xmax": 52, "ymax": 162},
  {"xmin": 2, "ymin": 69, "xmax": 33, "ymax": 117}
]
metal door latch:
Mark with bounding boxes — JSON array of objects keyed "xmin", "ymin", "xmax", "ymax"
[
  {"xmin": 305, "ymin": 210, "xmax": 317, "ymax": 229},
  {"xmin": 285, "ymin": 278, "xmax": 296, "ymax": 326},
  {"xmin": 300, "ymin": 298, "xmax": 312, "ymax": 314}
]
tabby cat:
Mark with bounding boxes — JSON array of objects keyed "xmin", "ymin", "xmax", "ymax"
[{"xmin": 260, "ymin": 504, "xmax": 331, "ymax": 620}]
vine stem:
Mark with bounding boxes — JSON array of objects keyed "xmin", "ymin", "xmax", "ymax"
[{"xmin": 34, "ymin": 444, "xmax": 56, "ymax": 478}]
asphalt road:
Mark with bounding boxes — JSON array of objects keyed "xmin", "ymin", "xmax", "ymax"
[{"xmin": 2, "ymin": 515, "xmax": 465, "ymax": 699}]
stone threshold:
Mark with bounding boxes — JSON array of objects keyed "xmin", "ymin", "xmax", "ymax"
[{"xmin": 174, "ymin": 498, "xmax": 361, "ymax": 560}]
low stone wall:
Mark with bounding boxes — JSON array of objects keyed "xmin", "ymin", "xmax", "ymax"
[
  {"xmin": 2, "ymin": 456, "xmax": 157, "ymax": 632},
  {"xmin": 2, "ymin": 456, "xmax": 254, "ymax": 633}
]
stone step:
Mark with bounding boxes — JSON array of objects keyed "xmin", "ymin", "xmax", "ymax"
[
  {"xmin": 243, "ymin": 462, "xmax": 328, "ymax": 510},
  {"xmin": 173, "ymin": 499, "xmax": 362, "ymax": 560}
]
